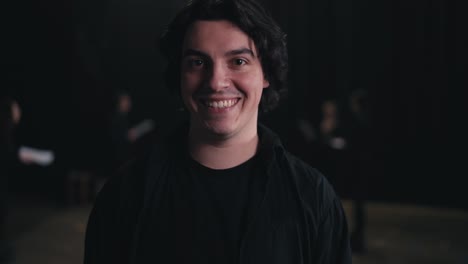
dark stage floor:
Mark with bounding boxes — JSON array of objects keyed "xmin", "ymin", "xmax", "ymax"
[{"xmin": 4, "ymin": 194, "xmax": 468, "ymax": 264}]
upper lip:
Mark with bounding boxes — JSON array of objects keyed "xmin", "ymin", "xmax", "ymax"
[{"xmin": 198, "ymin": 96, "xmax": 240, "ymax": 101}]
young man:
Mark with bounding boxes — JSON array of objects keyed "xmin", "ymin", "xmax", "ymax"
[{"xmin": 84, "ymin": 0, "xmax": 352, "ymax": 263}]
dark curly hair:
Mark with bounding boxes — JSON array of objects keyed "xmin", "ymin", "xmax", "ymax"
[{"xmin": 159, "ymin": 0, "xmax": 288, "ymax": 113}]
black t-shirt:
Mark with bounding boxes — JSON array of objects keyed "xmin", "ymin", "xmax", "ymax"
[{"xmin": 172, "ymin": 155, "xmax": 265, "ymax": 264}]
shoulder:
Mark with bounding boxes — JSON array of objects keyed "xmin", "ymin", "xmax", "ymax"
[
  {"xmin": 281, "ymin": 152, "xmax": 352, "ymax": 262},
  {"xmin": 279, "ymin": 150, "xmax": 329, "ymax": 191},
  {"xmin": 94, "ymin": 125, "xmax": 181, "ymax": 211},
  {"xmin": 84, "ymin": 149, "xmax": 153, "ymax": 263},
  {"xmin": 259, "ymin": 123, "xmax": 338, "ymax": 203},
  {"xmin": 91, "ymin": 149, "xmax": 149, "ymax": 220},
  {"xmin": 279, "ymin": 150, "xmax": 341, "ymax": 218},
  {"xmin": 88, "ymin": 132, "xmax": 169, "ymax": 204}
]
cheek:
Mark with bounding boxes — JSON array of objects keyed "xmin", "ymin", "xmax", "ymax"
[
  {"xmin": 180, "ymin": 76, "xmax": 194, "ymax": 98},
  {"xmin": 181, "ymin": 73, "xmax": 202, "ymax": 93},
  {"xmin": 180, "ymin": 87, "xmax": 193, "ymax": 108},
  {"xmin": 241, "ymin": 73, "xmax": 267, "ymax": 98},
  {"xmin": 180, "ymin": 75, "xmax": 201, "ymax": 110}
]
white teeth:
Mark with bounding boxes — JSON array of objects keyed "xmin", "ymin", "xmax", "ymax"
[{"xmin": 206, "ymin": 99, "xmax": 237, "ymax": 108}]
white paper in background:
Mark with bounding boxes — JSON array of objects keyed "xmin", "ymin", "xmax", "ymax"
[
  {"xmin": 329, "ymin": 137, "xmax": 347, "ymax": 150},
  {"xmin": 131, "ymin": 119, "xmax": 155, "ymax": 140},
  {"xmin": 18, "ymin": 146, "xmax": 55, "ymax": 166}
]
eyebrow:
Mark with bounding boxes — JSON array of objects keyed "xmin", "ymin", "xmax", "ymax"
[
  {"xmin": 182, "ymin": 49, "xmax": 207, "ymax": 58},
  {"xmin": 182, "ymin": 48, "xmax": 255, "ymax": 58},
  {"xmin": 226, "ymin": 48, "xmax": 255, "ymax": 57}
]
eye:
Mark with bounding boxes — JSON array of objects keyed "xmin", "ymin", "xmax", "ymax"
[
  {"xmin": 183, "ymin": 58, "xmax": 205, "ymax": 70},
  {"xmin": 189, "ymin": 59, "xmax": 204, "ymax": 67},
  {"xmin": 233, "ymin": 58, "xmax": 246, "ymax": 66}
]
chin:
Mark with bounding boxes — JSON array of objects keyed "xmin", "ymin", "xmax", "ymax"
[{"xmin": 204, "ymin": 122, "xmax": 235, "ymax": 137}]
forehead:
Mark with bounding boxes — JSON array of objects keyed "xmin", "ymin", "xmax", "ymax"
[{"xmin": 182, "ymin": 20, "xmax": 258, "ymax": 55}]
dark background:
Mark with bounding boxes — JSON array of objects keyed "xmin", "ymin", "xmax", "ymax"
[{"xmin": 2, "ymin": 0, "xmax": 466, "ymax": 209}]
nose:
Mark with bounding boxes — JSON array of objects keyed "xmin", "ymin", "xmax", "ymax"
[{"xmin": 206, "ymin": 62, "xmax": 229, "ymax": 91}]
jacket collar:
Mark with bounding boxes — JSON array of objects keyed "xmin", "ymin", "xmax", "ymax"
[{"xmin": 257, "ymin": 123, "xmax": 286, "ymax": 170}]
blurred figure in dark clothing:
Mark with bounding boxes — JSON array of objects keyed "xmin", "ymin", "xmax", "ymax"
[
  {"xmin": 0, "ymin": 96, "xmax": 33, "ymax": 263},
  {"xmin": 109, "ymin": 90, "xmax": 135, "ymax": 167},
  {"xmin": 313, "ymin": 99, "xmax": 349, "ymax": 194},
  {"xmin": 105, "ymin": 90, "xmax": 156, "ymax": 183},
  {"xmin": 309, "ymin": 93, "xmax": 371, "ymax": 254},
  {"xmin": 66, "ymin": 90, "xmax": 142, "ymax": 205},
  {"xmin": 318, "ymin": 99, "xmax": 348, "ymax": 152},
  {"xmin": 342, "ymin": 88, "xmax": 372, "ymax": 254},
  {"xmin": 88, "ymin": 89, "xmax": 137, "ymax": 197}
]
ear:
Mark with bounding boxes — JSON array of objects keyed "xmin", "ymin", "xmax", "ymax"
[{"xmin": 263, "ymin": 78, "xmax": 270, "ymax": 89}]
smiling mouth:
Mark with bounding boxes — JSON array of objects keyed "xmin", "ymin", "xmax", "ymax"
[{"xmin": 200, "ymin": 98, "xmax": 240, "ymax": 109}]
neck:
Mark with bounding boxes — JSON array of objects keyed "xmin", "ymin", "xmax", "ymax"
[{"xmin": 188, "ymin": 127, "xmax": 259, "ymax": 170}]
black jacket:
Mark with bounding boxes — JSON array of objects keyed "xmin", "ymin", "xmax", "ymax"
[{"xmin": 84, "ymin": 124, "xmax": 352, "ymax": 264}]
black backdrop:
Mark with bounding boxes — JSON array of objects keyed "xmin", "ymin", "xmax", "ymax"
[{"xmin": 2, "ymin": 0, "xmax": 466, "ymax": 209}]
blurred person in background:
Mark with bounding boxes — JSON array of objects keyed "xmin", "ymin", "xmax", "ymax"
[
  {"xmin": 107, "ymin": 89, "xmax": 156, "ymax": 174},
  {"xmin": 108, "ymin": 90, "xmax": 135, "ymax": 168},
  {"xmin": 342, "ymin": 88, "xmax": 371, "ymax": 254},
  {"xmin": 0, "ymin": 96, "xmax": 33, "ymax": 263},
  {"xmin": 313, "ymin": 92, "xmax": 371, "ymax": 254},
  {"xmin": 95, "ymin": 89, "xmax": 156, "ymax": 195},
  {"xmin": 298, "ymin": 93, "xmax": 370, "ymax": 254},
  {"xmin": 315, "ymin": 98, "xmax": 349, "ymax": 192}
]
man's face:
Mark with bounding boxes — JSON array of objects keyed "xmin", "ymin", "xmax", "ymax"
[
  {"xmin": 181, "ymin": 20, "xmax": 269, "ymax": 140},
  {"xmin": 11, "ymin": 101, "xmax": 21, "ymax": 124},
  {"xmin": 118, "ymin": 95, "xmax": 132, "ymax": 113}
]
